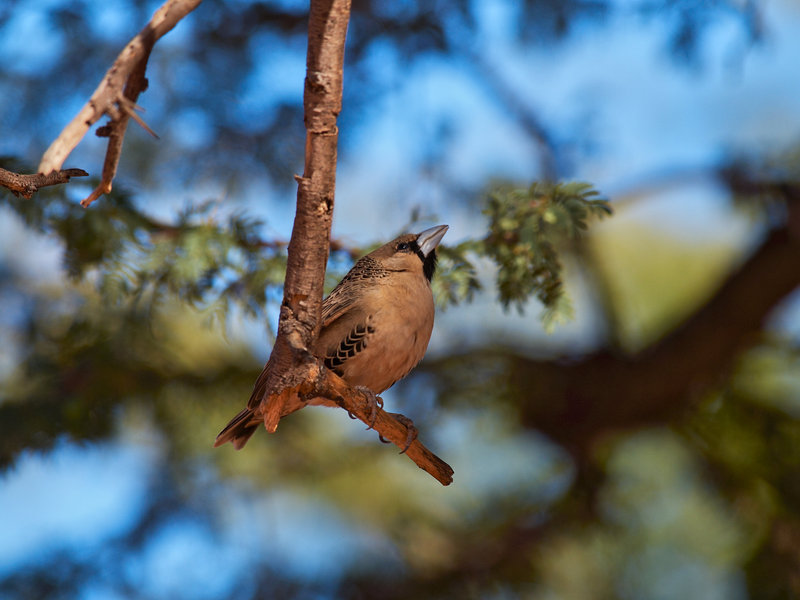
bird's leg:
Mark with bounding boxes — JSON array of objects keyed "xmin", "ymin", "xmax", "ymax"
[
  {"xmin": 355, "ymin": 386, "xmax": 383, "ymax": 429},
  {"xmin": 378, "ymin": 413, "xmax": 418, "ymax": 454}
]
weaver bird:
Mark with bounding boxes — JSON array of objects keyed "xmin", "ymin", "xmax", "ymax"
[{"xmin": 214, "ymin": 224, "xmax": 449, "ymax": 449}]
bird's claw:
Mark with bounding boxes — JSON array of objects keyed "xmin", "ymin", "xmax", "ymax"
[
  {"xmin": 355, "ymin": 386, "xmax": 383, "ymax": 430},
  {"xmin": 387, "ymin": 412, "xmax": 418, "ymax": 454}
]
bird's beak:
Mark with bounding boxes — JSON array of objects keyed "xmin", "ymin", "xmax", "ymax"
[{"xmin": 416, "ymin": 224, "xmax": 449, "ymax": 257}]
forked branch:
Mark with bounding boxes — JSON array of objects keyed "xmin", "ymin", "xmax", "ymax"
[{"xmin": 37, "ymin": 0, "xmax": 201, "ymax": 207}]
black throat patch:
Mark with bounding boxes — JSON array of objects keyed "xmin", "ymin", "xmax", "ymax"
[{"xmin": 410, "ymin": 240, "xmax": 437, "ymax": 282}]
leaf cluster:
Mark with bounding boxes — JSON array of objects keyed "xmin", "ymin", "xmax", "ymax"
[
  {"xmin": 431, "ymin": 241, "xmax": 483, "ymax": 308},
  {"xmin": 481, "ymin": 181, "xmax": 612, "ymax": 319}
]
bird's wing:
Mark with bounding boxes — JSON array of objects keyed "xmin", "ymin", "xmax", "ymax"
[
  {"xmin": 321, "ymin": 255, "xmax": 386, "ymax": 327},
  {"xmin": 322, "ymin": 316, "xmax": 376, "ymax": 375},
  {"xmin": 320, "ymin": 267, "xmax": 376, "ymax": 327},
  {"xmin": 320, "ymin": 283, "xmax": 357, "ymax": 327}
]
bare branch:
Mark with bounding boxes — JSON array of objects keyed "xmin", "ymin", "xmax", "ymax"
[
  {"xmin": 117, "ymin": 97, "xmax": 160, "ymax": 140},
  {"xmin": 310, "ymin": 362, "xmax": 454, "ymax": 485},
  {"xmin": 264, "ymin": 237, "xmax": 362, "ymax": 260},
  {"xmin": 505, "ymin": 194, "xmax": 800, "ymax": 455},
  {"xmin": 38, "ymin": 0, "xmax": 202, "ymax": 207},
  {"xmin": 252, "ymin": 0, "xmax": 352, "ymax": 436},
  {"xmin": 236, "ymin": 0, "xmax": 453, "ymax": 485},
  {"xmin": 0, "ymin": 166, "xmax": 88, "ymax": 199}
]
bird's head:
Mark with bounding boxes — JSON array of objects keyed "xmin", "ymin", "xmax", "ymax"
[{"xmin": 370, "ymin": 224, "xmax": 449, "ymax": 282}]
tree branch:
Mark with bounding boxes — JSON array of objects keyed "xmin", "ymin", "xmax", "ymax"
[
  {"xmin": 513, "ymin": 199, "xmax": 800, "ymax": 454},
  {"xmin": 253, "ymin": 0, "xmax": 351, "ymax": 432},
  {"xmin": 307, "ymin": 359, "xmax": 454, "ymax": 485},
  {"xmin": 0, "ymin": 167, "xmax": 88, "ymax": 198},
  {"xmin": 244, "ymin": 0, "xmax": 453, "ymax": 485},
  {"xmin": 37, "ymin": 0, "xmax": 202, "ymax": 207},
  {"xmin": 422, "ymin": 186, "xmax": 800, "ymax": 466}
]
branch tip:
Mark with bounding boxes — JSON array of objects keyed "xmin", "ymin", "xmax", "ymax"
[{"xmin": 0, "ymin": 166, "xmax": 89, "ymax": 199}]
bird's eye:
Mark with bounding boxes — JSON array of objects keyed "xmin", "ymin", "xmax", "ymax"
[{"xmin": 397, "ymin": 242, "xmax": 410, "ymax": 251}]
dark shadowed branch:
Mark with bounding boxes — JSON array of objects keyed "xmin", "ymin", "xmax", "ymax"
[
  {"xmin": 424, "ymin": 186, "xmax": 800, "ymax": 465},
  {"xmin": 515, "ymin": 186, "xmax": 800, "ymax": 454}
]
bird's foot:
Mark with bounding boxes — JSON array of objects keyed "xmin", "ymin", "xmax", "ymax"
[
  {"xmin": 354, "ymin": 386, "xmax": 383, "ymax": 429},
  {"xmin": 378, "ymin": 412, "xmax": 418, "ymax": 454}
]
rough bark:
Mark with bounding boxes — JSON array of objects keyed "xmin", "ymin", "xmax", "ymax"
[
  {"xmin": 253, "ymin": 0, "xmax": 454, "ymax": 485},
  {"xmin": 256, "ymin": 0, "xmax": 351, "ymax": 426},
  {"xmin": 0, "ymin": 167, "xmax": 88, "ymax": 198}
]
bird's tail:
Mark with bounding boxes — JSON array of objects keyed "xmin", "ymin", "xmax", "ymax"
[{"xmin": 213, "ymin": 407, "xmax": 259, "ymax": 450}]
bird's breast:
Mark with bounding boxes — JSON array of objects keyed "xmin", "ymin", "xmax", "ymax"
[{"xmin": 318, "ymin": 274, "xmax": 435, "ymax": 394}]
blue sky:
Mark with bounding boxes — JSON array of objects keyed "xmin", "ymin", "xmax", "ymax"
[{"xmin": 0, "ymin": 440, "xmax": 155, "ymax": 577}]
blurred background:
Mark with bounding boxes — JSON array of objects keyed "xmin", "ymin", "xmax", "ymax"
[{"xmin": 2, "ymin": 0, "xmax": 800, "ymax": 598}]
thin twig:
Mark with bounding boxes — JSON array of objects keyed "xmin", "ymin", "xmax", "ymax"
[
  {"xmin": 117, "ymin": 95, "xmax": 160, "ymax": 140},
  {"xmin": 0, "ymin": 166, "xmax": 88, "ymax": 199}
]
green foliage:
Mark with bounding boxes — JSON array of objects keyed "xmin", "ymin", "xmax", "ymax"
[
  {"xmin": 482, "ymin": 181, "xmax": 612, "ymax": 317},
  {"xmin": 0, "ymin": 174, "xmax": 350, "ymax": 333},
  {"xmin": 0, "ymin": 289, "xmax": 259, "ymax": 468},
  {"xmin": 415, "ymin": 182, "xmax": 613, "ymax": 326},
  {"xmin": 432, "ymin": 240, "xmax": 483, "ymax": 308},
  {"xmin": 2, "ymin": 165, "xmax": 612, "ymax": 334},
  {"xmin": 92, "ymin": 199, "xmax": 290, "ymax": 326}
]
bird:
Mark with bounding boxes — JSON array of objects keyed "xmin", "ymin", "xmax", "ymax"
[{"xmin": 214, "ymin": 224, "xmax": 449, "ymax": 450}]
